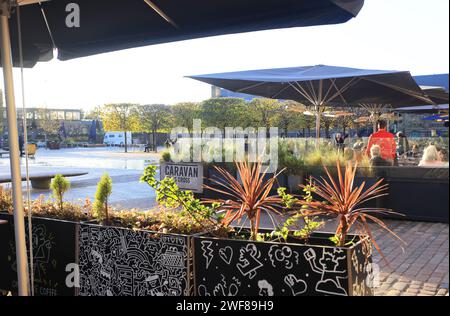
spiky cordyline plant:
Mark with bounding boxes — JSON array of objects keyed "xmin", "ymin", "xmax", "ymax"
[
  {"xmin": 300, "ymin": 161, "xmax": 404, "ymax": 255},
  {"xmin": 205, "ymin": 161, "xmax": 285, "ymax": 241}
]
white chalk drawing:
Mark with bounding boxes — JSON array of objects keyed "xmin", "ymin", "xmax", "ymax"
[
  {"xmin": 198, "ymin": 275, "xmax": 241, "ymax": 296},
  {"xmin": 79, "ymin": 226, "xmax": 188, "ymax": 296},
  {"xmin": 200, "ymin": 241, "xmax": 214, "ymax": 269},
  {"xmin": 268, "ymin": 245, "xmax": 299, "ymax": 269},
  {"xmin": 304, "ymin": 248, "xmax": 348, "ymax": 296},
  {"xmin": 194, "ymin": 238, "xmax": 371, "ymax": 296},
  {"xmin": 197, "ymin": 284, "xmax": 211, "ymax": 296},
  {"xmin": 236, "ymin": 244, "xmax": 263, "ymax": 280},
  {"xmin": 10, "ymin": 224, "xmax": 54, "ymax": 284},
  {"xmin": 219, "ymin": 246, "xmax": 233, "ymax": 264},
  {"xmin": 258, "ymin": 280, "xmax": 274, "ymax": 296},
  {"xmin": 284, "ymin": 274, "xmax": 307, "ymax": 296}
]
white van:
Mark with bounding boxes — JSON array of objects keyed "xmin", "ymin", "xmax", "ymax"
[{"xmin": 103, "ymin": 132, "xmax": 133, "ymax": 146}]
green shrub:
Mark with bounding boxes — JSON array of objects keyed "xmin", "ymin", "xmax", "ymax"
[
  {"xmin": 93, "ymin": 173, "xmax": 113, "ymax": 222},
  {"xmin": 0, "ymin": 186, "xmax": 13, "ymax": 214},
  {"xmin": 50, "ymin": 174, "xmax": 70, "ymax": 211},
  {"xmin": 278, "ymin": 141, "xmax": 305, "ymax": 175},
  {"xmin": 161, "ymin": 151, "xmax": 171, "ymax": 162},
  {"xmin": 31, "ymin": 195, "xmax": 93, "ymax": 221}
]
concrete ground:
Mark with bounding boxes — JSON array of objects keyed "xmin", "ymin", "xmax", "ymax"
[
  {"xmin": 0, "ymin": 147, "xmax": 448, "ymax": 296},
  {"xmin": 0, "ymin": 147, "xmax": 161, "ymax": 210}
]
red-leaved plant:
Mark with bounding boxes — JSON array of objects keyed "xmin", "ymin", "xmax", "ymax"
[
  {"xmin": 205, "ymin": 161, "xmax": 285, "ymax": 241},
  {"xmin": 300, "ymin": 161, "xmax": 404, "ymax": 256}
]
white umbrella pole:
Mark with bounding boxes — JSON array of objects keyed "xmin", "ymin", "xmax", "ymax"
[{"xmin": 0, "ymin": 4, "xmax": 30, "ymax": 296}]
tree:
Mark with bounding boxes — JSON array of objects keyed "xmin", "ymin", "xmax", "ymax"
[
  {"xmin": 100, "ymin": 103, "xmax": 139, "ymax": 152},
  {"xmin": 84, "ymin": 106, "xmax": 102, "ymax": 120},
  {"xmin": 248, "ymin": 98, "xmax": 282, "ymax": 127},
  {"xmin": 334, "ymin": 110, "xmax": 356, "ymax": 136},
  {"xmin": 171, "ymin": 102, "xmax": 200, "ymax": 133},
  {"xmin": 136, "ymin": 104, "xmax": 173, "ymax": 151},
  {"xmin": 320, "ymin": 108, "xmax": 336, "ymax": 139},
  {"xmin": 93, "ymin": 173, "xmax": 113, "ymax": 223},
  {"xmin": 200, "ymin": 98, "xmax": 250, "ymax": 130},
  {"xmin": 272, "ymin": 101, "xmax": 307, "ymax": 136},
  {"xmin": 50, "ymin": 174, "xmax": 70, "ymax": 211}
]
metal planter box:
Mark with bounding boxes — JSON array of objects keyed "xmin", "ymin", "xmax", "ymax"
[
  {"xmin": 78, "ymin": 222, "xmax": 194, "ymax": 296},
  {"xmin": 193, "ymin": 232, "xmax": 373, "ymax": 296},
  {"xmin": 0, "ymin": 213, "xmax": 79, "ymax": 296}
]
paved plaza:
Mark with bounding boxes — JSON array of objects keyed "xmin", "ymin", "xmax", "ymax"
[
  {"xmin": 0, "ymin": 147, "xmax": 160, "ymax": 210},
  {"xmin": 0, "ymin": 147, "xmax": 448, "ymax": 296}
]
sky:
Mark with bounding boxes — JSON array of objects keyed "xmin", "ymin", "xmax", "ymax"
[{"xmin": 4, "ymin": 0, "xmax": 450, "ymax": 112}]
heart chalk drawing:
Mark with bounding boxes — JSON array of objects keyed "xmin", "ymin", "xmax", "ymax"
[
  {"xmin": 284, "ymin": 274, "xmax": 307, "ymax": 296},
  {"xmin": 219, "ymin": 246, "xmax": 233, "ymax": 264}
]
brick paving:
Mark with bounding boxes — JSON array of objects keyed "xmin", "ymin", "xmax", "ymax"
[{"xmin": 371, "ymin": 220, "xmax": 449, "ymax": 296}]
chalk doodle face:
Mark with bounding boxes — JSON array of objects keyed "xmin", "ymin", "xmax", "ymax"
[
  {"xmin": 268, "ymin": 245, "xmax": 299, "ymax": 269},
  {"xmin": 319, "ymin": 249, "xmax": 346, "ymax": 272},
  {"xmin": 79, "ymin": 225, "xmax": 189, "ymax": 296}
]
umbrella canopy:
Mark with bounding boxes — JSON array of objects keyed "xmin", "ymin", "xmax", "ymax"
[
  {"xmin": 420, "ymin": 86, "xmax": 449, "ymax": 105},
  {"xmin": 396, "ymin": 104, "xmax": 449, "ymax": 113},
  {"xmin": 7, "ymin": 0, "xmax": 365, "ymax": 67},
  {"xmin": 189, "ymin": 65, "xmax": 434, "ymax": 107},
  {"xmin": 189, "ymin": 64, "xmax": 435, "ymax": 139}
]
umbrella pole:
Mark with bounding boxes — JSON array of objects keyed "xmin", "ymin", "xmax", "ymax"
[
  {"xmin": 315, "ymin": 104, "xmax": 321, "ymax": 147},
  {"xmin": 0, "ymin": 4, "xmax": 30, "ymax": 296}
]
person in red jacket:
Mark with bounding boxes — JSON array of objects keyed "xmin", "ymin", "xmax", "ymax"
[{"xmin": 365, "ymin": 120, "xmax": 397, "ymax": 165}]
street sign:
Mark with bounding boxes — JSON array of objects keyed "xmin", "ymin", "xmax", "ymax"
[{"xmin": 160, "ymin": 162, "xmax": 204, "ymax": 193}]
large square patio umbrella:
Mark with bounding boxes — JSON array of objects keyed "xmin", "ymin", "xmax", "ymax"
[
  {"xmin": 188, "ymin": 64, "xmax": 436, "ymax": 138},
  {"xmin": 396, "ymin": 104, "xmax": 449, "ymax": 114},
  {"xmin": 0, "ymin": 0, "xmax": 365, "ymax": 296}
]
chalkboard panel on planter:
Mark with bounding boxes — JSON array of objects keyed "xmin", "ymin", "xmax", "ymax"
[
  {"xmin": 0, "ymin": 213, "xmax": 78, "ymax": 296},
  {"xmin": 193, "ymin": 232, "xmax": 373, "ymax": 296},
  {"xmin": 79, "ymin": 222, "xmax": 193, "ymax": 296}
]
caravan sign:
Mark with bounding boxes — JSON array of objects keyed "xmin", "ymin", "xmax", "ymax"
[{"xmin": 160, "ymin": 163, "xmax": 204, "ymax": 193}]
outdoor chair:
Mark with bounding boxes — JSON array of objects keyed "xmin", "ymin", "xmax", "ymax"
[{"xmin": 26, "ymin": 143, "xmax": 37, "ymax": 158}]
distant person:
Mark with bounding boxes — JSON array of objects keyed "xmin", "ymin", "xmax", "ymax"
[
  {"xmin": 409, "ymin": 144, "xmax": 420, "ymax": 158},
  {"xmin": 419, "ymin": 145, "xmax": 446, "ymax": 167},
  {"xmin": 437, "ymin": 147, "xmax": 449, "ymax": 166},
  {"xmin": 18, "ymin": 135, "xmax": 24, "ymax": 157},
  {"xmin": 370, "ymin": 145, "xmax": 390, "ymax": 167},
  {"xmin": 334, "ymin": 133, "xmax": 347, "ymax": 154},
  {"xmin": 352, "ymin": 139, "xmax": 365, "ymax": 162},
  {"xmin": 365, "ymin": 120, "xmax": 396, "ymax": 165},
  {"xmin": 396, "ymin": 132, "xmax": 409, "ymax": 157}
]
